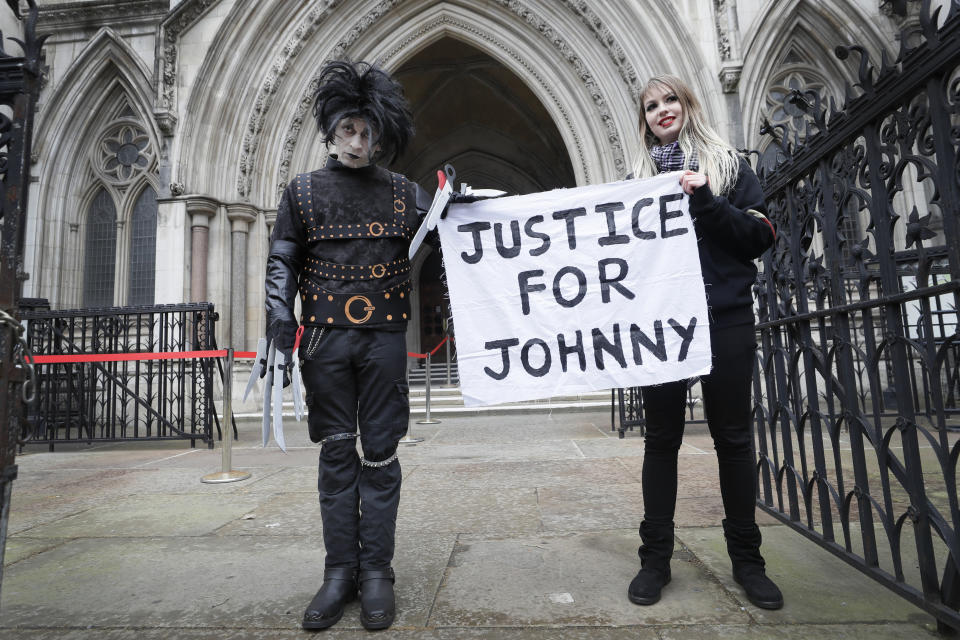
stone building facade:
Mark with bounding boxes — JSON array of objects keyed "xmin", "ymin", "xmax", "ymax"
[{"xmin": 26, "ymin": 0, "xmax": 934, "ymax": 356}]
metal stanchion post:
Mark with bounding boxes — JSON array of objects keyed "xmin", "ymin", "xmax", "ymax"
[
  {"xmin": 416, "ymin": 351, "xmax": 440, "ymax": 426},
  {"xmin": 202, "ymin": 348, "xmax": 252, "ymax": 483},
  {"xmin": 442, "ymin": 335, "xmax": 456, "ymax": 388},
  {"xmin": 401, "ymin": 361, "xmax": 425, "ymax": 444}
]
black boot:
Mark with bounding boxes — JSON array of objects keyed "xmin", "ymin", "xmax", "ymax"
[
  {"xmin": 628, "ymin": 520, "xmax": 674, "ymax": 605},
  {"xmin": 723, "ymin": 519, "xmax": 783, "ymax": 610},
  {"xmin": 359, "ymin": 568, "xmax": 396, "ymax": 630},
  {"xmin": 302, "ymin": 567, "xmax": 358, "ymax": 630}
]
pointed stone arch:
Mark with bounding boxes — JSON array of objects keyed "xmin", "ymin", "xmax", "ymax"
[
  {"xmin": 30, "ymin": 27, "xmax": 161, "ymax": 307},
  {"xmin": 178, "ymin": 0, "xmax": 655, "ymax": 208},
  {"xmin": 739, "ymin": 0, "xmax": 893, "ymax": 151}
]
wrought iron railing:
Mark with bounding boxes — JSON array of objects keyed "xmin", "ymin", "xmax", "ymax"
[
  {"xmin": 752, "ymin": 0, "xmax": 960, "ymax": 632},
  {"xmin": 0, "ymin": 0, "xmax": 45, "ymax": 601},
  {"xmin": 20, "ymin": 303, "xmax": 219, "ymax": 449}
]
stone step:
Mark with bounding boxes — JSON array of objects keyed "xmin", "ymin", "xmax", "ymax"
[{"xmin": 232, "ymin": 387, "xmax": 615, "ymax": 418}]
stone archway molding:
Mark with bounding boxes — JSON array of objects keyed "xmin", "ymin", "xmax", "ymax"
[
  {"xmin": 233, "ymin": 0, "xmax": 636, "ymax": 202},
  {"xmin": 738, "ymin": 0, "xmax": 893, "ymax": 150}
]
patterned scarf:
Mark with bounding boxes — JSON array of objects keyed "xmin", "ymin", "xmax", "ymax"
[{"xmin": 650, "ymin": 141, "xmax": 699, "ymax": 173}]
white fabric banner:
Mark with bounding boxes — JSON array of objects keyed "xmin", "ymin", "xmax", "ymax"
[{"xmin": 438, "ymin": 172, "xmax": 711, "ymax": 407}]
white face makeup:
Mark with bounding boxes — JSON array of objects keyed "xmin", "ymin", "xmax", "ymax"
[
  {"xmin": 643, "ymin": 86, "xmax": 684, "ymax": 145},
  {"xmin": 332, "ymin": 117, "xmax": 380, "ymax": 168}
]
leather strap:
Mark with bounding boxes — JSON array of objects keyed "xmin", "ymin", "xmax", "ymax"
[
  {"xmin": 323, "ymin": 567, "xmax": 358, "ymax": 582},
  {"xmin": 358, "ymin": 568, "xmax": 395, "ymax": 583}
]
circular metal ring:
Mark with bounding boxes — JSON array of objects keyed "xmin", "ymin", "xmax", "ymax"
[
  {"xmin": 371, "ymin": 264, "xmax": 386, "ymax": 278},
  {"xmin": 394, "ymin": 199, "xmax": 406, "ymax": 213},
  {"xmin": 344, "ymin": 295, "xmax": 375, "ymax": 324},
  {"xmin": 368, "ymin": 221, "xmax": 385, "ymax": 237}
]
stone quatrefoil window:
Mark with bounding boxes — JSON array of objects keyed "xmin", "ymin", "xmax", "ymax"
[
  {"xmin": 764, "ymin": 71, "xmax": 826, "ymax": 135},
  {"xmin": 96, "ymin": 122, "xmax": 153, "ymax": 184}
]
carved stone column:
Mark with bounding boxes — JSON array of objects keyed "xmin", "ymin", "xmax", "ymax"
[
  {"xmin": 186, "ymin": 197, "xmax": 218, "ymax": 303},
  {"xmin": 226, "ymin": 203, "xmax": 258, "ymax": 349}
]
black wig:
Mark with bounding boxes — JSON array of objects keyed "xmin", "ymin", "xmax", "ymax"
[{"xmin": 312, "ymin": 60, "xmax": 414, "ymax": 164}]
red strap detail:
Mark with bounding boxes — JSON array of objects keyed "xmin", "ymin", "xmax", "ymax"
[
  {"xmin": 436, "ymin": 169, "xmax": 446, "ymax": 190},
  {"xmin": 762, "ymin": 217, "xmax": 776, "ymax": 240},
  {"xmin": 293, "ymin": 325, "xmax": 305, "ymax": 353}
]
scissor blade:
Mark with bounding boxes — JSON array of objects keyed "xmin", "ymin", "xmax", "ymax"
[
  {"xmin": 272, "ymin": 351, "xmax": 287, "ymax": 452},
  {"xmin": 243, "ymin": 338, "xmax": 268, "ymax": 401},
  {"xmin": 408, "ymin": 171, "xmax": 454, "ymax": 260},
  {"xmin": 291, "ymin": 357, "xmax": 305, "ymax": 421},
  {"xmin": 261, "ymin": 343, "xmax": 275, "ymax": 447}
]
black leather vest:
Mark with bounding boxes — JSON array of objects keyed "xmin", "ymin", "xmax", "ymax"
[{"xmin": 294, "ymin": 165, "xmax": 417, "ymax": 328}]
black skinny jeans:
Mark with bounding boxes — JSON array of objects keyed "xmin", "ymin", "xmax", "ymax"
[{"xmin": 640, "ymin": 323, "xmax": 758, "ymax": 531}]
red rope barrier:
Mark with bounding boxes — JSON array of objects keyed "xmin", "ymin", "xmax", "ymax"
[
  {"xmin": 32, "ymin": 349, "xmax": 260, "ymax": 364},
  {"xmin": 31, "ymin": 336, "xmax": 442, "ymax": 364},
  {"xmin": 407, "ymin": 335, "xmax": 450, "ymax": 359}
]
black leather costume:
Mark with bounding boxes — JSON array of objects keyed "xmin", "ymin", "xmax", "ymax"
[{"xmin": 265, "ymin": 156, "xmax": 430, "ymax": 572}]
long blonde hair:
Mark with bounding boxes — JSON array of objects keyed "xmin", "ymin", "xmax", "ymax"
[{"xmin": 632, "ymin": 74, "xmax": 740, "ymax": 196}]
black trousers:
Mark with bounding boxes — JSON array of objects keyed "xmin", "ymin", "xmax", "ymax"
[
  {"xmin": 301, "ymin": 328, "xmax": 409, "ymax": 570},
  {"xmin": 639, "ymin": 322, "xmax": 764, "ymax": 568}
]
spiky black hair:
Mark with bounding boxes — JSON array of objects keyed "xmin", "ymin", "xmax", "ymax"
[{"xmin": 312, "ymin": 60, "xmax": 414, "ymax": 164}]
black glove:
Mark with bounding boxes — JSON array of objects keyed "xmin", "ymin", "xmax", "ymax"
[{"xmin": 263, "ymin": 318, "xmax": 297, "ymax": 387}]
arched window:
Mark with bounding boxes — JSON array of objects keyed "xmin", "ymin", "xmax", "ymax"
[
  {"xmin": 82, "ymin": 188, "xmax": 117, "ymax": 308},
  {"xmin": 128, "ymin": 185, "xmax": 157, "ymax": 306}
]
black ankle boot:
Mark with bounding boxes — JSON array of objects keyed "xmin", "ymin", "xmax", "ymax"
[
  {"xmin": 733, "ymin": 564, "xmax": 783, "ymax": 610},
  {"xmin": 629, "ymin": 519, "xmax": 674, "ymax": 605},
  {"xmin": 302, "ymin": 567, "xmax": 358, "ymax": 630},
  {"xmin": 359, "ymin": 568, "xmax": 396, "ymax": 630},
  {"xmin": 722, "ymin": 519, "xmax": 784, "ymax": 610},
  {"xmin": 628, "ymin": 566, "xmax": 671, "ymax": 605}
]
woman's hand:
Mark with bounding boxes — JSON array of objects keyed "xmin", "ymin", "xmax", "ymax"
[{"xmin": 679, "ymin": 170, "xmax": 709, "ymax": 195}]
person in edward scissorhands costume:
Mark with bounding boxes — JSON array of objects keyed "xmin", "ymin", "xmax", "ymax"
[{"xmin": 263, "ymin": 60, "xmax": 434, "ymax": 631}]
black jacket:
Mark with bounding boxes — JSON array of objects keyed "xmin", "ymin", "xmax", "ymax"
[{"xmin": 688, "ymin": 158, "xmax": 774, "ymax": 328}]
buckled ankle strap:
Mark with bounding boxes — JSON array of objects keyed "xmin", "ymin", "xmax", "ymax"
[
  {"xmin": 358, "ymin": 568, "xmax": 395, "ymax": 583},
  {"xmin": 323, "ymin": 567, "xmax": 358, "ymax": 582}
]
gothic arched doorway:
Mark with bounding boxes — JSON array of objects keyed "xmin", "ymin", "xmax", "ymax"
[{"xmin": 391, "ymin": 36, "xmax": 576, "ymax": 359}]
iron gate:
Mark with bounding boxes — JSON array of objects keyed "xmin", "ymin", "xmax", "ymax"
[
  {"xmin": 19, "ymin": 303, "xmax": 220, "ymax": 449},
  {"xmin": 0, "ymin": 0, "xmax": 44, "ymax": 602},
  {"xmin": 753, "ymin": 0, "xmax": 960, "ymax": 632}
]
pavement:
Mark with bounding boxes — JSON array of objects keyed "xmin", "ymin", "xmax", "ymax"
[{"xmin": 0, "ymin": 409, "xmax": 944, "ymax": 639}]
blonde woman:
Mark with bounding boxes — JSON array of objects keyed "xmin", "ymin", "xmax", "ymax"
[{"xmin": 628, "ymin": 75, "xmax": 782, "ymax": 610}]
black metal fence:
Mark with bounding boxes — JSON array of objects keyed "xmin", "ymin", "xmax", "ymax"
[
  {"xmin": 0, "ymin": 0, "xmax": 46, "ymax": 601},
  {"xmin": 752, "ymin": 1, "xmax": 960, "ymax": 632},
  {"xmin": 20, "ymin": 303, "xmax": 219, "ymax": 449}
]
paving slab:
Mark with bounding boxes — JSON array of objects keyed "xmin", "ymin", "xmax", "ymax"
[
  {"xmin": 0, "ymin": 533, "xmax": 454, "ymax": 631},
  {"xmin": 2, "ymin": 409, "xmax": 951, "ymax": 638},
  {"xmin": 432, "ymin": 530, "xmax": 748, "ymax": 627},
  {"xmin": 1, "ymin": 627, "xmax": 659, "ymax": 639},
  {"xmin": 402, "ymin": 458, "xmax": 635, "ymax": 491},
  {"xmin": 427, "ymin": 419, "xmax": 607, "ymax": 445},
  {"xmin": 538, "ymin": 483, "xmax": 645, "ymax": 531},
  {"xmin": 1, "ymin": 537, "xmax": 66, "ymax": 566},
  {"xmin": 398, "ymin": 486, "xmax": 541, "ymax": 535},
  {"xmin": 678, "ymin": 525, "xmax": 932, "ymax": 625},
  {"xmin": 394, "ymin": 440, "xmax": 584, "ymax": 465},
  {"xmin": 656, "ymin": 622, "xmax": 940, "ymax": 639},
  {"xmin": 18, "ymin": 493, "xmax": 264, "ymax": 538}
]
